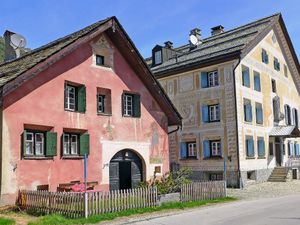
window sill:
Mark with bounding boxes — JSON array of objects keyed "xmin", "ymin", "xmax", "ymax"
[
  {"xmin": 23, "ymin": 156, "xmax": 54, "ymax": 160},
  {"xmin": 257, "ymin": 156, "xmax": 266, "ymax": 159},
  {"xmin": 61, "ymin": 155, "xmax": 84, "ymax": 160},
  {"xmin": 208, "ymin": 120, "xmax": 220, "ymax": 123},
  {"xmin": 203, "ymin": 156, "xmax": 223, "ymax": 160},
  {"xmin": 122, "ymin": 115, "xmax": 141, "ymax": 118},
  {"xmin": 97, "ymin": 112, "xmax": 112, "ymax": 116},
  {"xmin": 64, "ymin": 109, "xmax": 85, "ymax": 114},
  {"xmin": 246, "ymin": 156, "xmax": 255, "ymax": 159},
  {"xmin": 180, "ymin": 157, "xmax": 198, "ymax": 160},
  {"xmin": 256, "ymin": 123, "xmax": 263, "ymax": 126}
]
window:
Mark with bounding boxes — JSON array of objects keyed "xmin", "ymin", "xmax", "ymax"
[
  {"xmin": 271, "ymin": 79, "xmax": 276, "ymax": 93},
  {"xmin": 211, "ymin": 141, "xmax": 221, "ymax": 156},
  {"xmin": 295, "ymin": 143, "xmax": 300, "ymax": 156},
  {"xmin": 209, "ymin": 173, "xmax": 223, "ymax": 181},
  {"xmin": 262, "ymin": 49, "xmax": 269, "ymax": 64},
  {"xmin": 63, "ymin": 133, "xmax": 79, "ymax": 155},
  {"xmin": 209, "ymin": 104, "xmax": 220, "ymax": 122},
  {"xmin": 122, "ymin": 93, "xmax": 141, "ymax": 117},
  {"xmin": 154, "ymin": 50, "xmax": 162, "ymax": 65},
  {"xmin": 253, "ymin": 71, "xmax": 261, "ymax": 92},
  {"xmin": 269, "ymin": 142, "xmax": 274, "ymax": 156},
  {"xmin": 255, "ymin": 103, "xmax": 263, "ymax": 124},
  {"xmin": 284, "ymin": 104, "xmax": 291, "ymax": 125},
  {"xmin": 62, "ymin": 132, "xmax": 90, "ymax": 157},
  {"xmin": 246, "ymin": 136, "xmax": 254, "ymax": 157},
  {"xmin": 23, "ymin": 130, "xmax": 57, "ymax": 158},
  {"xmin": 242, "ymin": 66, "xmax": 250, "ymax": 87},
  {"xmin": 202, "ymin": 104, "xmax": 220, "ymax": 123},
  {"xmin": 97, "ymin": 95, "xmax": 105, "ymax": 113},
  {"xmin": 244, "ymin": 99, "xmax": 252, "ymax": 122},
  {"xmin": 203, "ymin": 140, "xmax": 222, "ymax": 158},
  {"xmin": 288, "ymin": 141, "xmax": 293, "ymax": 156},
  {"xmin": 208, "ymin": 71, "xmax": 219, "ymax": 87},
  {"xmin": 65, "ymin": 85, "xmax": 76, "ymax": 111},
  {"xmin": 180, "ymin": 142, "xmax": 197, "ymax": 159},
  {"xmin": 257, "ymin": 138, "xmax": 265, "ymax": 157},
  {"xmin": 284, "ymin": 64, "xmax": 288, "ymax": 77},
  {"xmin": 64, "ymin": 83, "xmax": 86, "ymax": 113},
  {"xmin": 274, "ymin": 57, "xmax": 280, "ymax": 71},
  {"xmin": 96, "ymin": 55, "xmax": 104, "ymax": 66},
  {"xmin": 273, "ymin": 96, "xmax": 280, "ymax": 123},
  {"xmin": 292, "ymin": 108, "xmax": 298, "ymax": 126}
]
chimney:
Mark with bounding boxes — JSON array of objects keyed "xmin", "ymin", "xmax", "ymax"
[
  {"xmin": 211, "ymin": 25, "xmax": 224, "ymax": 36},
  {"xmin": 164, "ymin": 41, "xmax": 173, "ymax": 49},
  {"xmin": 190, "ymin": 28, "xmax": 201, "ymax": 41},
  {"xmin": 4, "ymin": 30, "xmax": 18, "ymax": 61}
]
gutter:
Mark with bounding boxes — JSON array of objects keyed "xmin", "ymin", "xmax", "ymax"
[
  {"xmin": 233, "ymin": 56, "xmax": 242, "ymax": 188},
  {"xmin": 168, "ymin": 125, "xmax": 181, "ymax": 135}
]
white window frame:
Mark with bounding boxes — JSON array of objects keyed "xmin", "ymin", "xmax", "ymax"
[
  {"xmin": 154, "ymin": 50, "xmax": 162, "ymax": 64},
  {"xmin": 71, "ymin": 135, "xmax": 78, "ymax": 155},
  {"xmin": 25, "ymin": 132, "xmax": 34, "ymax": 155},
  {"xmin": 35, "ymin": 133, "xmax": 44, "ymax": 156},
  {"xmin": 97, "ymin": 94, "xmax": 105, "ymax": 113},
  {"xmin": 209, "ymin": 105, "xmax": 220, "ymax": 122},
  {"xmin": 211, "ymin": 141, "xmax": 221, "ymax": 156},
  {"xmin": 187, "ymin": 142, "xmax": 197, "ymax": 157},
  {"xmin": 63, "ymin": 133, "xmax": 79, "ymax": 156},
  {"xmin": 63, "ymin": 134, "xmax": 70, "ymax": 155},
  {"xmin": 66, "ymin": 85, "xmax": 76, "ymax": 111},
  {"xmin": 208, "ymin": 71, "xmax": 219, "ymax": 87},
  {"xmin": 124, "ymin": 94, "xmax": 133, "ymax": 116}
]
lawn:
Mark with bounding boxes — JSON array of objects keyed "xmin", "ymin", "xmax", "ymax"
[
  {"xmin": 27, "ymin": 197, "xmax": 236, "ymax": 225},
  {"xmin": 0, "ymin": 217, "xmax": 15, "ymax": 225}
]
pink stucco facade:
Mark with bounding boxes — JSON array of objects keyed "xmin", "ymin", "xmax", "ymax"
[{"xmin": 0, "ymin": 33, "xmax": 170, "ymax": 204}]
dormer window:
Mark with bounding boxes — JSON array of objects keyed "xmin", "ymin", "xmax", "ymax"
[
  {"xmin": 154, "ymin": 50, "xmax": 162, "ymax": 65},
  {"xmin": 96, "ymin": 55, "xmax": 104, "ymax": 66}
]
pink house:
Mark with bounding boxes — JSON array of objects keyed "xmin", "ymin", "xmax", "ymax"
[{"xmin": 0, "ymin": 17, "xmax": 181, "ymax": 205}]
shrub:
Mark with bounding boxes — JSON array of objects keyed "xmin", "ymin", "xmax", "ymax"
[{"xmin": 138, "ymin": 167, "xmax": 192, "ymax": 194}]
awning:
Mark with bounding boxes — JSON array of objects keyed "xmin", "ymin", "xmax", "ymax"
[{"xmin": 269, "ymin": 125, "xmax": 300, "ymax": 137}]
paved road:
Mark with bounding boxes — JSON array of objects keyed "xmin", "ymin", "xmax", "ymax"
[{"xmin": 128, "ymin": 195, "xmax": 300, "ymax": 225}]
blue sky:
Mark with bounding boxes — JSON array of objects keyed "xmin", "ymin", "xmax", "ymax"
[{"xmin": 1, "ymin": 0, "xmax": 299, "ymax": 58}]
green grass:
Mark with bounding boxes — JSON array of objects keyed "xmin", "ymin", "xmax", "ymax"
[
  {"xmin": 27, "ymin": 197, "xmax": 236, "ymax": 225},
  {"xmin": 0, "ymin": 217, "xmax": 15, "ymax": 225}
]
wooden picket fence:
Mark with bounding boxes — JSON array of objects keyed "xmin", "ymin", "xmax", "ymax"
[
  {"xmin": 180, "ymin": 181, "xmax": 227, "ymax": 202},
  {"xmin": 17, "ymin": 187, "xmax": 158, "ymax": 218}
]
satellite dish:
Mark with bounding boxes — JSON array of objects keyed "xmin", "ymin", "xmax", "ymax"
[
  {"xmin": 189, "ymin": 34, "xmax": 198, "ymax": 45},
  {"xmin": 10, "ymin": 33, "xmax": 27, "ymax": 49}
]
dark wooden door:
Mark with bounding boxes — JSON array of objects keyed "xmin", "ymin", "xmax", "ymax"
[
  {"xmin": 131, "ymin": 161, "xmax": 142, "ymax": 188},
  {"xmin": 275, "ymin": 139, "xmax": 282, "ymax": 166},
  {"xmin": 109, "ymin": 162, "xmax": 119, "ymax": 190},
  {"xmin": 119, "ymin": 161, "xmax": 132, "ymax": 190}
]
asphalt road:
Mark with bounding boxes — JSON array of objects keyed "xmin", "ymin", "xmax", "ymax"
[{"xmin": 129, "ymin": 195, "xmax": 300, "ymax": 225}]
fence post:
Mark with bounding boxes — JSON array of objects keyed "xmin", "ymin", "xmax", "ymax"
[{"xmin": 224, "ymin": 180, "xmax": 227, "ymax": 197}]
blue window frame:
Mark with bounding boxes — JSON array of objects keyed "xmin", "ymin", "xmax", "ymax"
[
  {"xmin": 254, "ymin": 71, "xmax": 261, "ymax": 92},
  {"xmin": 242, "ymin": 66, "xmax": 250, "ymax": 87},
  {"xmin": 256, "ymin": 103, "xmax": 263, "ymax": 124},
  {"xmin": 257, "ymin": 138, "xmax": 265, "ymax": 157},
  {"xmin": 246, "ymin": 136, "xmax": 254, "ymax": 157}
]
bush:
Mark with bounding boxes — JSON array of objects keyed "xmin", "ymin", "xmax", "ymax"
[{"xmin": 138, "ymin": 167, "xmax": 192, "ymax": 194}]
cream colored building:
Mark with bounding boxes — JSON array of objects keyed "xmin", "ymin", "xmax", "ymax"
[{"xmin": 146, "ymin": 13, "xmax": 300, "ymax": 186}]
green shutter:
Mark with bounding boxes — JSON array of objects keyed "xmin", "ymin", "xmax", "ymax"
[
  {"xmin": 77, "ymin": 85, "xmax": 86, "ymax": 113},
  {"xmin": 46, "ymin": 132, "xmax": 57, "ymax": 156},
  {"xmin": 121, "ymin": 93, "xmax": 125, "ymax": 116},
  {"xmin": 133, "ymin": 94, "xmax": 141, "ymax": 117},
  {"xmin": 22, "ymin": 130, "xmax": 27, "ymax": 156},
  {"xmin": 80, "ymin": 133, "xmax": 90, "ymax": 156}
]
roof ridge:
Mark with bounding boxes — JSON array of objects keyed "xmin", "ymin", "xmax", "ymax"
[{"xmin": 0, "ymin": 17, "xmax": 113, "ymax": 67}]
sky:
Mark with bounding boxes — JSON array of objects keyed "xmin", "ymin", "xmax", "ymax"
[{"xmin": 1, "ymin": 0, "xmax": 300, "ymax": 59}]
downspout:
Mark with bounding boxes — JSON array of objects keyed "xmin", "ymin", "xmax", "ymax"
[
  {"xmin": 168, "ymin": 125, "xmax": 181, "ymax": 135},
  {"xmin": 233, "ymin": 57, "xmax": 242, "ymax": 188}
]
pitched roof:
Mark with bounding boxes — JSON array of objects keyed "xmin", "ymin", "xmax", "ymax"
[
  {"xmin": 0, "ymin": 18, "xmax": 111, "ymax": 87},
  {"xmin": 269, "ymin": 125, "xmax": 300, "ymax": 137},
  {"xmin": 0, "ymin": 17, "xmax": 182, "ymax": 125},
  {"xmin": 148, "ymin": 13, "xmax": 282, "ymax": 76}
]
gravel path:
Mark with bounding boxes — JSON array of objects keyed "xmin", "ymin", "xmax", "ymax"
[{"xmin": 227, "ymin": 180, "xmax": 300, "ymax": 200}]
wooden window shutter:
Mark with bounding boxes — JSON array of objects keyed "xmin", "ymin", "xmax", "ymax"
[
  {"xmin": 77, "ymin": 85, "xmax": 86, "ymax": 113},
  {"xmin": 203, "ymin": 140, "xmax": 210, "ymax": 158},
  {"xmin": 79, "ymin": 133, "xmax": 90, "ymax": 156},
  {"xmin": 121, "ymin": 93, "xmax": 125, "ymax": 116},
  {"xmin": 64, "ymin": 83, "xmax": 67, "ymax": 109},
  {"xmin": 258, "ymin": 139, "xmax": 265, "ymax": 157},
  {"xmin": 22, "ymin": 130, "xmax": 27, "ymax": 157},
  {"xmin": 46, "ymin": 132, "xmax": 57, "ymax": 156},
  {"xmin": 201, "ymin": 72, "xmax": 208, "ymax": 88},
  {"xmin": 202, "ymin": 105, "xmax": 209, "ymax": 123},
  {"xmin": 180, "ymin": 142, "xmax": 187, "ymax": 159},
  {"xmin": 247, "ymin": 138, "xmax": 254, "ymax": 157},
  {"xmin": 133, "ymin": 94, "xmax": 141, "ymax": 117},
  {"xmin": 256, "ymin": 105, "xmax": 263, "ymax": 124}
]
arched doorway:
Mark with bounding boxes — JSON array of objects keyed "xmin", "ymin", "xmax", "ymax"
[{"xmin": 109, "ymin": 149, "xmax": 144, "ymax": 190}]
